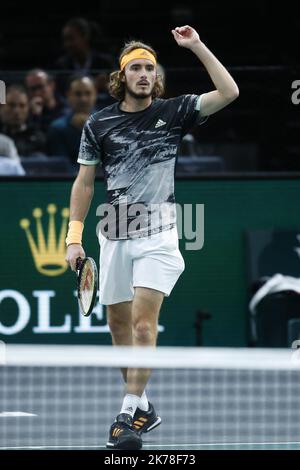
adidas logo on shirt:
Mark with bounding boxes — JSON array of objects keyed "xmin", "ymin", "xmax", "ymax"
[{"xmin": 155, "ymin": 119, "xmax": 166, "ymax": 128}]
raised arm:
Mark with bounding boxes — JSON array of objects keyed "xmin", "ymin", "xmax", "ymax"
[{"xmin": 172, "ymin": 25, "xmax": 239, "ymax": 116}]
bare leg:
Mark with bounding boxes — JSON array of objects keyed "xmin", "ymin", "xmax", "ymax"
[
  {"xmin": 106, "ymin": 301, "xmax": 133, "ymax": 382},
  {"xmin": 126, "ymin": 287, "xmax": 164, "ymax": 397}
]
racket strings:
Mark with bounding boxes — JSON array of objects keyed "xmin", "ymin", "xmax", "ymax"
[{"xmin": 78, "ymin": 258, "xmax": 98, "ymax": 315}]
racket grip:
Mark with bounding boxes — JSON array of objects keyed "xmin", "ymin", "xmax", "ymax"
[{"xmin": 76, "ymin": 257, "xmax": 83, "ymax": 271}]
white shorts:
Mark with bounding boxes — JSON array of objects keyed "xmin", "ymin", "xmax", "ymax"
[{"xmin": 98, "ymin": 227, "xmax": 185, "ymax": 305}]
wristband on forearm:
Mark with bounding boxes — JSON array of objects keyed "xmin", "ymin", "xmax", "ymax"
[{"xmin": 65, "ymin": 221, "xmax": 84, "ymax": 246}]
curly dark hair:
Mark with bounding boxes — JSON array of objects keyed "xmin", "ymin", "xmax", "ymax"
[{"xmin": 109, "ymin": 40, "xmax": 164, "ymax": 101}]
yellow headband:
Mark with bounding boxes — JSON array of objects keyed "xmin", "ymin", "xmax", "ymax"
[{"xmin": 120, "ymin": 48, "xmax": 156, "ymax": 71}]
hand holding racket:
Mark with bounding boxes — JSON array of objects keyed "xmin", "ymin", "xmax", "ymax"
[
  {"xmin": 65, "ymin": 243, "xmax": 86, "ymax": 272},
  {"xmin": 76, "ymin": 257, "xmax": 98, "ymax": 316}
]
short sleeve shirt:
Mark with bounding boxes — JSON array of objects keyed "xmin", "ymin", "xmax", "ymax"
[{"xmin": 78, "ymin": 94, "xmax": 207, "ymax": 239}]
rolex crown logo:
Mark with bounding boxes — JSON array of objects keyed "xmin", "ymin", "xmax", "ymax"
[{"xmin": 20, "ymin": 204, "xmax": 70, "ymax": 277}]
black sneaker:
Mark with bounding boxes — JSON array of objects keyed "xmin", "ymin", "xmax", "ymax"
[
  {"xmin": 133, "ymin": 402, "xmax": 161, "ymax": 434},
  {"xmin": 106, "ymin": 413, "xmax": 143, "ymax": 450}
]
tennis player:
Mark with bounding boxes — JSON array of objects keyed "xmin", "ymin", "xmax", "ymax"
[{"xmin": 65, "ymin": 25, "xmax": 239, "ymax": 449}]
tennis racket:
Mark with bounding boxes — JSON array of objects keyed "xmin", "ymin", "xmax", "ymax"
[{"xmin": 76, "ymin": 257, "xmax": 98, "ymax": 316}]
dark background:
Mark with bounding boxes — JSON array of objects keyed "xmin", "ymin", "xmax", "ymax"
[
  {"xmin": 0, "ymin": 1, "xmax": 298, "ymax": 69},
  {"xmin": 0, "ymin": 1, "xmax": 299, "ymax": 171}
]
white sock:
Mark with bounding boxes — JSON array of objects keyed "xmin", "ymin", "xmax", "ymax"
[
  {"xmin": 138, "ymin": 391, "xmax": 149, "ymax": 412},
  {"xmin": 120, "ymin": 394, "xmax": 140, "ymax": 418}
]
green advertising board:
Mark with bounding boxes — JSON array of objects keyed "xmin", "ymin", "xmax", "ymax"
[{"xmin": 0, "ymin": 176, "xmax": 300, "ymax": 346}]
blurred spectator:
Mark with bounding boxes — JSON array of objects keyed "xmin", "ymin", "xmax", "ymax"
[
  {"xmin": 0, "ymin": 157, "xmax": 25, "ymax": 175},
  {"xmin": 179, "ymin": 133, "xmax": 199, "ymax": 156},
  {"xmin": 157, "ymin": 63, "xmax": 166, "ymax": 87},
  {"xmin": 25, "ymin": 69, "xmax": 67, "ymax": 131},
  {"xmin": 94, "ymin": 73, "xmax": 116, "ymax": 110},
  {"xmin": 55, "ymin": 17, "xmax": 115, "ymax": 95},
  {"xmin": 0, "ymin": 134, "xmax": 20, "ymax": 160},
  {"xmin": 47, "ymin": 76, "xmax": 97, "ymax": 164},
  {"xmin": 0, "ymin": 86, "xmax": 46, "ymax": 157},
  {"xmin": 0, "ymin": 134, "xmax": 25, "ymax": 174}
]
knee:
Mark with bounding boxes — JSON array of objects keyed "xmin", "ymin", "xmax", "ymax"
[
  {"xmin": 107, "ymin": 313, "xmax": 128, "ymax": 337},
  {"xmin": 133, "ymin": 319, "xmax": 157, "ymax": 344}
]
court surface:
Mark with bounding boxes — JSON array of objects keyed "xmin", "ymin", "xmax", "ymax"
[{"xmin": 1, "ymin": 349, "xmax": 300, "ymax": 451}]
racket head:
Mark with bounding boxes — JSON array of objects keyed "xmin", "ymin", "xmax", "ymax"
[{"xmin": 76, "ymin": 257, "xmax": 98, "ymax": 316}]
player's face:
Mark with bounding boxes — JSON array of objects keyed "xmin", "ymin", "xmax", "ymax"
[{"xmin": 123, "ymin": 59, "xmax": 157, "ymax": 99}]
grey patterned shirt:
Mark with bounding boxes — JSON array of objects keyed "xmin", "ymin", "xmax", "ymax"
[{"xmin": 78, "ymin": 94, "xmax": 207, "ymax": 239}]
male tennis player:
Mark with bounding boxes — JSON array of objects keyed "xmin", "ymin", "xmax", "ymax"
[{"xmin": 66, "ymin": 25, "xmax": 239, "ymax": 449}]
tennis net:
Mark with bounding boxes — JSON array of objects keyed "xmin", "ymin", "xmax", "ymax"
[{"xmin": 1, "ymin": 344, "xmax": 300, "ymax": 450}]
